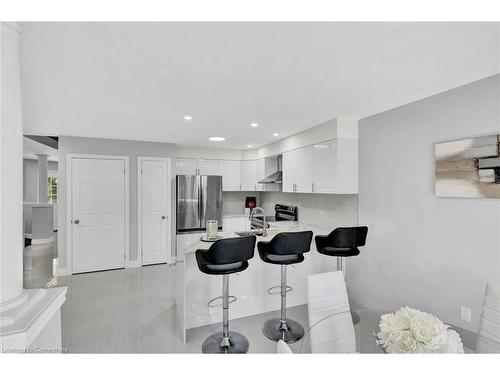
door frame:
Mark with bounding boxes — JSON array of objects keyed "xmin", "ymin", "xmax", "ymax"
[
  {"xmin": 137, "ymin": 156, "xmax": 172, "ymax": 265},
  {"xmin": 66, "ymin": 153, "xmax": 130, "ymax": 274}
]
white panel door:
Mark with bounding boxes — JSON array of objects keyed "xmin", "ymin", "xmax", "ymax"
[
  {"xmin": 72, "ymin": 158, "xmax": 125, "ymax": 273},
  {"xmin": 312, "ymin": 140, "xmax": 337, "ymax": 193},
  {"xmin": 241, "ymin": 160, "xmax": 258, "ymax": 191},
  {"xmin": 140, "ymin": 159, "xmax": 170, "ymax": 265},
  {"xmin": 199, "ymin": 159, "xmax": 220, "ymax": 175},
  {"xmin": 220, "ymin": 160, "xmax": 242, "ymax": 191}
]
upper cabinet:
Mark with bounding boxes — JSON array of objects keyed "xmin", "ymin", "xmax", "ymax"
[
  {"xmin": 176, "ymin": 158, "xmax": 199, "ymax": 175},
  {"xmin": 312, "ymin": 140, "xmax": 337, "ymax": 193},
  {"xmin": 256, "ymin": 158, "xmax": 266, "ymax": 192},
  {"xmin": 176, "ymin": 158, "xmax": 220, "ymax": 175},
  {"xmin": 219, "ymin": 160, "xmax": 242, "ymax": 191},
  {"xmin": 283, "ymin": 146, "xmax": 314, "ymax": 193},
  {"xmin": 241, "ymin": 159, "xmax": 258, "ymax": 191},
  {"xmin": 176, "ymin": 136, "xmax": 357, "ymax": 195},
  {"xmin": 199, "ymin": 159, "xmax": 220, "ymax": 175},
  {"xmin": 283, "ymin": 138, "xmax": 358, "ymax": 194}
]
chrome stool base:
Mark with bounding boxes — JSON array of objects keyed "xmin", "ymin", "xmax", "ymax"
[
  {"xmin": 201, "ymin": 331, "xmax": 249, "ymax": 354},
  {"xmin": 262, "ymin": 318, "xmax": 305, "ymax": 343}
]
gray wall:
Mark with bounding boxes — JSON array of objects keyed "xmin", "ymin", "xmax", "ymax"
[
  {"xmin": 58, "ymin": 136, "xmax": 176, "ymax": 271},
  {"xmin": 350, "ymin": 74, "xmax": 500, "ymax": 332},
  {"xmin": 23, "ymin": 158, "xmax": 58, "ymax": 202}
]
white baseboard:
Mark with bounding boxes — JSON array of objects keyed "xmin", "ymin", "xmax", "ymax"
[
  {"xmin": 57, "ymin": 267, "xmax": 70, "ymax": 277},
  {"xmin": 126, "ymin": 260, "xmax": 141, "ymax": 269}
]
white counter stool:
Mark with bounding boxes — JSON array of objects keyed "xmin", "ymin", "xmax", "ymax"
[
  {"xmin": 257, "ymin": 231, "xmax": 313, "ymax": 343},
  {"xmin": 195, "ymin": 235, "xmax": 256, "ymax": 353}
]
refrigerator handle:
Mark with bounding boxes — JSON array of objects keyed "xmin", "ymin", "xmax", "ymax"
[{"xmin": 199, "ymin": 175, "xmax": 207, "ymax": 228}]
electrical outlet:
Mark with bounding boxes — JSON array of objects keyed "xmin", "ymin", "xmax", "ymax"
[{"xmin": 460, "ymin": 306, "xmax": 472, "ymax": 323}]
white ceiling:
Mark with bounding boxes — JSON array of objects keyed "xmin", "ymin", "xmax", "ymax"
[
  {"xmin": 20, "ymin": 22, "xmax": 500, "ymax": 150},
  {"xmin": 23, "ymin": 137, "xmax": 58, "ymax": 161}
]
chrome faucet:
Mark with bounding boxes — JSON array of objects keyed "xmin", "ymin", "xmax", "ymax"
[{"xmin": 250, "ymin": 207, "xmax": 267, "ymax": 237}]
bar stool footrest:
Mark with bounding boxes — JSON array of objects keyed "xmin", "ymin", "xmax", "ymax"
[
  {"xmin": 267, "ymin": 285, "xmax": 293, "ymax": 295},
  {"xmin": 207, "ymin": 295, "xmax": 237, "ymax": 308}
]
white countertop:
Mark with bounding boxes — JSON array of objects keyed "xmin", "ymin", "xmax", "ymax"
[{"xmin": 178, "ymin": 221, "xmax": 330, "ymax": 255}]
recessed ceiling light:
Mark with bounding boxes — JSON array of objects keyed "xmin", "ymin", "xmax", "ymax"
[
  {"xmin": 273, "ymin": 133, "xmax": 279, "ymax": 137},
  {"xmin": 250, "ymin": 123, "xmax": 259, "ymax": 128},
  {"xmin": 247, "ymin": 144, "xmax": 252, "ymax": 148},
  {"xmin": 184, "ymin": 115, "xmax": 193, "ymax": 120},
  {"xmin": 208, "ymin": 136, "xmax": 226, "ymax": 142}
]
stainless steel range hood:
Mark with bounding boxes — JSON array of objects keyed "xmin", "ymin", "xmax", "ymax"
[{"xmin": 258, "ymin": 155, "xmax": 282, "ymax": 184}]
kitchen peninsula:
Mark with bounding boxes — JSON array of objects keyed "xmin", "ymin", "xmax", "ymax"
[{"xmin": 175, "ymin": 220, "xmax": 337, "ymax": 343}]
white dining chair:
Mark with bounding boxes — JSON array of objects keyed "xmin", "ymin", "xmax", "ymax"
[
  {"xmin": 276, "ymin": 340, "xmax": 293, "ymax": 354},
  {"xmin": 306, "ymin": 271, "xmax": 356, "ymax": 353},
  {"xmin": 475, "ymin": 282, "xmax": 500, "ymax": 353}
]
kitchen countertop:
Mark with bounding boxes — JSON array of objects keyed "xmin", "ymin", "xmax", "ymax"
[{"xmin": 178, "ymin": 221, "xmax": 330, "ymax": 255}]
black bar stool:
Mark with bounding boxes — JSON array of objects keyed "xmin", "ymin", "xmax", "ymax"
[
  {"xmin": 315, "ymin": 226, "xmax": 368, "ymax": 270},
  {"xmin": 195, "ymin": 235, "xmax": 256, "ymax": 354},
  {"xmin": 257, "ymin": 231, "xmax": 313, "ymax": 343}
]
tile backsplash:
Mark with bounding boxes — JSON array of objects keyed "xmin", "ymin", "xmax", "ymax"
[
  {"xmin": 223, "ymin": 191, "xmax": 358, "ymax": 229},
  {"xmin": 222, "ymin": 192, "xmax": 262, "ymax": 216}
]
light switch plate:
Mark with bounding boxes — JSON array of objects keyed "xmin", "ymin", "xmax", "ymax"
[{"xmin": 460, "ymin": 306, "xmax": 472, "ymax": 323}]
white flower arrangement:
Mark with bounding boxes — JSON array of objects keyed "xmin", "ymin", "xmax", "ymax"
[{"xmin": 376, "ymin": 306, "xmax": 465, "ymax": 353}]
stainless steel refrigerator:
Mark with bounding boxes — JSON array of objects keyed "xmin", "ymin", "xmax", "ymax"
[{"xmin": 176, "ymin": 175, "xmax": 223, "ymax": 233}]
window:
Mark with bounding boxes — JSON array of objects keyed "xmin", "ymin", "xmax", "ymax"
[{"xmin": 48, "ymin": 175, "xmax": 58, "ymax": 203}]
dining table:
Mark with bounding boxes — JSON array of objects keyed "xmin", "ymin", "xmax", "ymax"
[{"xmin": 298, "ymin": 309, "xmax": 480, "ymax": 353}]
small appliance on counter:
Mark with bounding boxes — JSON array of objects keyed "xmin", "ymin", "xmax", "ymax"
[
  {"xmin": 200, "ymin": 220, "xmax": 222, "ymax": 242},
  {"xmin": 244, "ymin": 196, "xmax": 257, "ymax": 216},
  {"xmin": 250, "ymin": 204, "xmax": 298, "ymax": 229}
]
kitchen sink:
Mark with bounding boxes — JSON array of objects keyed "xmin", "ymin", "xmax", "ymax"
[{"xmin": 234, "ymin": 230, "xmax": 265, "ymax": 237}]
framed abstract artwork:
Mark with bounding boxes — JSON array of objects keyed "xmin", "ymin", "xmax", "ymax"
[{"xmin": 435, "ymin": 134, "xmax": 500, "ymax": 198}]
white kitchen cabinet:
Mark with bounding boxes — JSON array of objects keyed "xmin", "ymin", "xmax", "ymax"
[
  {"xmin": 312, "ymin": 138, "xmax": 358, "ymax": 194},
  {"xmin": 282, "ymin": 146, "xmax": 313, "ymax": 193},
  {"xmin": 219, "ymin": 160, "xmax": 242, "ymax": 191},
  {"xmin": 256, "ymin": 158, "xmax": 266, "ymax": 191},
  {"xmin": 176, "ymin": 158, "xmax": 199, "ymax": 175},
  {"xmin": 312, "ymin": 140, "xmax": 337, "ymax": 193},
  {"xmin": 199, "ymin": 159, "xmax": 220, "ymax": 175},
  {"xmin": 241, "ymin": 160, "xmax": 258, "ymax": 191},
  {"xmin": 175, "ymin": 158, "xmax": 220, "ymax": 175}
]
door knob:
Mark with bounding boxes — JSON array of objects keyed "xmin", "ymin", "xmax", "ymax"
[
  {"xmin": 73, "ymin": 219, "xmax": 80, "ymax": 224},
  {"xmin": 161, "ymin": 216, "xmax": 166, "ymax": 220}
]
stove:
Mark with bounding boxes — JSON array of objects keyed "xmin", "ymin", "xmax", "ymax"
[{"xmin": 250, "ymin": 204, "xmax": 298, "ymax": 229}]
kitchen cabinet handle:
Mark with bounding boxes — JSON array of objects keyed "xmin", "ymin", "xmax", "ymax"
[
  {"xmin": 161, "ymin": 216, "xmax": 166, "ymax": 220},
  {"xmin": 312, "ymin": 182, "xmax": 314, "ymax": 192},
  {"xmin": 73, "ymin": 219, "xmax": 80, "ymax": 224}
]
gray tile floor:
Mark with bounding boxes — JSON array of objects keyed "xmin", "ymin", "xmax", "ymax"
[
  {"xmin": 24, "ymin": 236, "xmax": 58, "ymax": 289},
  {"xmin": 55, "ymin": 264, "xmax": 308, "ymax": 353}
]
